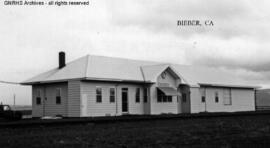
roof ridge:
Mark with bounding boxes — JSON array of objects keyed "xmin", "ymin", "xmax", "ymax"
[
  {"xmin": 141, "ymin": 63, "xmax": 170, "ymax": 67},
  {"xmin": 23, "ymin": 54, "xmax": 256, "ymax": 88},
  {"xmin": 85, "ymin": 54, "xmax": 161, "ymax": 64}
]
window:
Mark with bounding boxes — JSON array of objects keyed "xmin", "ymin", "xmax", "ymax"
[
  {"xmin": 109, "ymin": 88, "xmax": 115, "ymax": 103},
  {"xmin": 163, "ymin": 95, "xmax": 168, "ymax": 102},
  {"xmin": 161, "ymin": 71, "xmax": 167, "ymax": 79},
  {"xmin": 157, "ymin": 89, "xmax": 163, "ymax": 102},
  {"xmin": 157, "ymin": 90, "xmax": 162, "ymax": 102},
  {"xmin": 143, "ymin": 88, "xmax": 148, "ymax": 103},
  {"xmin": 182, "ymin": 93, "xmax": 187, "ymax": 103},
  {"xmin": 167, "ymin": 96, "xmax": 172, "ymax": 102},
  {"xmin": 36, "ymin": 97, "xmax": 41, "ymax": 105},
  {"xmin": 96, "ymin": 87, "xmax": 102, "ymax": 103},
  {"xmin": 200, "ymin": 88, "xmax": 206, "ymax": 103},
  {"xmin": 135, "ymin": 88, "xmax": 140, "ymax": 103},
  {"xmin": 36, "ymin": 89, "xmax": 41, "ymax": 105},
  {"xmin": 157, "ymin": 89, "xmax": 172, "ymax": 103},
  {"xmin": 56, "ymin": 88, "xmax": 61, "ymax": 104},
  {"xmin": 215, "ymin": 91, "xmax": 219, "ymax": 103},
  {"xmin": 201, "ymin": 96, "xmax": 205, "ymax": 103},
  {"xmin": 223, "ymin": 88, "xmax": 232, "ymax": 105}
]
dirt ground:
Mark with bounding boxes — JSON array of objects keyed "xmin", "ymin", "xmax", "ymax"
[{"xmin": 1, "ymin": 115, "xmax": 270, "ymax": 148}]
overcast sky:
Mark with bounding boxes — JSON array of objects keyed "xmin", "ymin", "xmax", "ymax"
[{"xmin": 0, "ymin": 0, "xmax": 270, "ymax": 105}]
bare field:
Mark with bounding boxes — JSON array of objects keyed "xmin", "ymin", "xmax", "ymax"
[{"xmin": 1, "ymin": 115, "xmax": 270, "ymax": 148}]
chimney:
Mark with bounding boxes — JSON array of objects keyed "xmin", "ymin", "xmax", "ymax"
[{"xmin": 59, "ymin": 51, "xmax": 66, "ymax": 69}]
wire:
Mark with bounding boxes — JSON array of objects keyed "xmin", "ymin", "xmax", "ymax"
[{"xmin": 0, "ymin": 80, "xmax": 20, "ymax": 85}]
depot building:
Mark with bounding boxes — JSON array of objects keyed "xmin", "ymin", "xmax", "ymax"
[{"xmin": 21, "ymin": 52, "xmax": 258, "ymax": 117}]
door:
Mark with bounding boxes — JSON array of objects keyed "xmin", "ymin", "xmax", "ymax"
[
  {"xmin": 122, "ymin": 88, "xmax": 128, "ymax": 113},
  {"xmin": 181, "ymin": 93, "xmax": 187, "ymax": 113},
  {"xmin": 178, "ymin": 85, "xmax": 191, "ymax": 113},
  {"xmin": 43, "ymin": 87, "xmax": 47, "ymax": 117},
  {"xmin": 177, "ymin": 95, "xmax": 182, "ymax": 114},
  {"xmin": 81, "ymin": 94, "xmax": 88, "ymax": 116}
]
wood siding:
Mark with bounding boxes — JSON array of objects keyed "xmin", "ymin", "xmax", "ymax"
[
  {"xmin": 190, "ymin": 87, "xmax": 202, "ymax": 113},
  {"xmin": 157, "ymin": 70, "xmax": 177, "ymax": 88},
  {"xmin": 150, "ymin": 83, "xmax": 178, "ymax": 114},
  {"xmin": 190, "ymin": 87, "xmax": 255, "ymax": 113},
  {"xmin": 32, "ymin": 83, "xmax": 68, "ymax": 117},
  {"xmin": 80, "ymin": 81, "xmax": 147, "ymax": 117},
  {"xmin": 32, "ymin": 86, "xmax": 44, "ymax": 117},
  {"xmin": 67, "ymin": 80, "xmax": 81, "ymax": 117},
  {"xmin": 31, "ymin": 77, "xmax": 255, "ymax": 117},
  {"xmin": 150, "ymin": 69, "xmax": 179, "ymax": 114},
  {"xmin": 255, "ymin": 90, "xmax": 270, "ymax": 110}
]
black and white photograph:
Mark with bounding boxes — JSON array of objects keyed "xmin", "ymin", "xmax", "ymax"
[{"xmin": 1, "ymin": 0, "xmax": 270, "ymax": 147}]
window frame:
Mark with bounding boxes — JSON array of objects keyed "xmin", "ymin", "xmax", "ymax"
[
  {"xmin": 201, "ymin": 96, "xmax": 206, "ymax": 103},
  {"xmin": 215, "ymin": 91, "xmax": 219, "ymax": 103},
  {"xmin": 96, "ymin": 87, "xmax": 102, "ymax": 103},
  {"xmin": 55, "ymin": 88, "xmax": 61, "ymax": 105},
  {"xmin": 182, "ymin": 93, "xmax": 187, "ymax": 103},
  {"xmin": 157, "ymin": 89, "xmax": 173, "ymax": 103},
  {"xmin": 135, "ymin": 88, "xmax": 140, "ymax": 103},
  {"xmin": 167, "ymin": 96, "xmax": 172, "ymax": 102},
  {"xmin": 143, "ymin": 88, "xmax": 148, "ymax": 103},
  {"xmin": 200, "ymin": 88, "xmax": 206, "ymax": 103},
  {"xmin": 157, "ymin": 89, "xmax": 162, "ymax": 102},
  {"xmin": 162, "ymin": 95, "xmax": 168, "ymax": 102},
  {"xmin": 36, "ymin": 89, "xmax": 42, "ymax": 105},
  {"xmin": 157, "ymin": 89, "xmax": 163, "ymax": 103},
  {"xmin": 109, "ymin": 87, "xmax": 115, "ymax": 103},
  {"xmin": 223, "ymin": 88, "xmax": 232, "ymax": 105}
]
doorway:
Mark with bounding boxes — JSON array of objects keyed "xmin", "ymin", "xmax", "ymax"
[
  {"xmin": 179, "ymin": 84, "xmax": 191, "ymax": 113},
  {"xmin": 122, "ymin": 88, "xmax": 128, "ymax": 113}
]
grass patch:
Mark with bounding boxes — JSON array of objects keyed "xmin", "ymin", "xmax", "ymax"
[{"xmin": 1, "ymin": 114, "xmax": 270, "ymax": 147}]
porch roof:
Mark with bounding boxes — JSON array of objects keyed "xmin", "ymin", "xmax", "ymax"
[{"xmin": 158, "ymin": 87, "xmax": 180, "ymax": 96}]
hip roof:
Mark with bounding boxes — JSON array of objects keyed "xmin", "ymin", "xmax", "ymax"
[{"xmin": 21, "ymin": 54, "xmax": 259, "ymax": 89}]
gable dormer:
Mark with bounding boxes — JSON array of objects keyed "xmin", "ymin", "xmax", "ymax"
[
  {"xmin": 141, "ymin": 64, "xmax": 182, "ymax": 87},
  {"xmin": 157, "ymin": 67, "xmax": 181, "ymax": 88}
]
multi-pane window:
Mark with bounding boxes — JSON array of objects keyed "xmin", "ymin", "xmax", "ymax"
[
  {"xmin": 157, "ymin": 89, "xmax": 163, "ymax": 102},
  {"xmin": 167, "ymin": 96, "xmax": 172, "ymax": 102},
  {"xmin": 143, "ymin": 88, "xmax": 148, "ymax": 103},
  {"xmin": 157, "ymin": 88, "xmax": 162, "ymax": 102},
  {"xmin": 200, "ymin": 88, "xmax": 206, "ymax": 103},
  {"xmin": 96, "ymin": 87, "xmax": 102, "ymax": 103},
  {"xmin": 215, "ymin": 91, "xmax": 219, "ymax": 103},
  {"xmin": 182, "ymin": 93, "xmax": 187, "ymax": 103},
  {"xmin": 36, "ymin": 89, "xmax": 41, "ymax": 105},
  {"xmin": 110, "ymin": 88, "xmax": 115, "ymax": 103},
  {"xmin": 223, "ymin": 88, "xmax": 232, "ymax": 105},
  {"xmin": 56, "ymin": 88, "xmax": 61, "ymax": 104},
  {"xmin": 157, "ymin": 89, "xmax": 172, "ymax": 103},
  {"xmin": 201, "ymin": 96, "xmax": 205, "ymax": 103},
  {"xmin": 135, "ymin": 88, "xmax": 140, "ymax": 103}
]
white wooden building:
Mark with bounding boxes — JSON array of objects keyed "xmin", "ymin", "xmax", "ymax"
[
  {"xmin": 255, "ymin": 89, "xmax": 270, "ymax": 110},
  {"xmin": 22, "ymin": 52, "xmax": 258, "ymax": 117}
]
